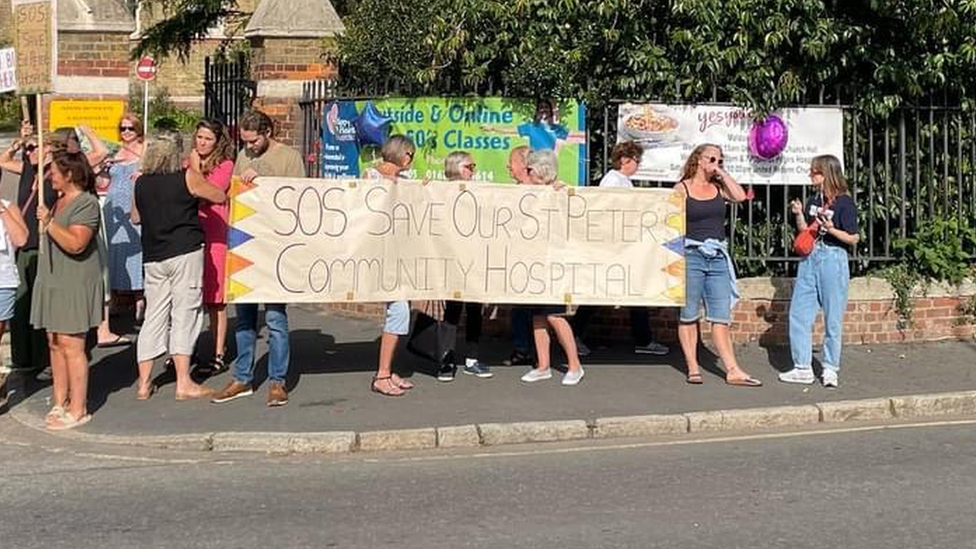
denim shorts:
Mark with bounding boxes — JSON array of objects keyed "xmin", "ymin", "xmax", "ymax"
[
  {"xmin": 680, "ymin": 247, "xmax": 733, "ymax": 324},
  {"xmin": 384, "ymin": 300, "xmax": 410, "ymax": 335},
  {"xmin": 0, "ymin": 286, "xmax": 15, "ymax": 322}
]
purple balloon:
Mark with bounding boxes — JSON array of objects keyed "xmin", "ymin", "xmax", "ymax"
[
  {"xmin": 354, "ymin": 101, "xmax": 392, "ymax": 147},
  {"xmin": 748, "ymin": 114, "xmax": 789, "ymax": 160}
]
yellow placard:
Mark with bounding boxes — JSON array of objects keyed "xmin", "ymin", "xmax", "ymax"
[
  {"xmin": 13, "ymin": 0, "xmax": 56, "ymax": 94},
  {"xmin": 49, "ymin": 100, "xmax": 127, "ymax": 144}
]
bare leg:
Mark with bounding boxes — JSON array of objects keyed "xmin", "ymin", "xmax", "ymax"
[
  {"xmin": 172, "ymin": 354, "xmax": 211, "ymax": 398},
  {"xmin": 373, "ymin": 332, "xmax": 404, "ymax": 395},
  {"xmin": 711, "ymin": 323, "xmax": 755, "ymax": 381},
  {"xmin": 96, "ymin": 304, "xmax": 123, "ymax": 343},
  {"xmin": 136, "ymin": 358, "xmax": 154, "ymax": 398},
  {"xmin": 532, "ymin": 316, "xmax": 551, "ymax": 371},
  {"xmin": 48, "ymin": 333, "xmax": 68, "ymax": 408},
  {"xmin": 209, "ymin": 304, "xmax": 227, "ymax": 360},
  {"xmin": 60, "ymin": 333, "xmax": 89, "ymax": 420},
  {"xmin": 678, "ymin": 321, "xmax": 701, "ymax": 377},
  {"xmin": 547, "ymin": 315, "xmax": 581, "ymax": 372}
]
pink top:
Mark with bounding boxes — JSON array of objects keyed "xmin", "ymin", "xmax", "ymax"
[{"xmin": 199, "ymin": 160, "xmax": 233, "ymax": 243}]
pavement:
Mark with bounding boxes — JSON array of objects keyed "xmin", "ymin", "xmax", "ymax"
[{"xmin": 2, "ymin": 304, "xmax": 976, "ymax": 453}]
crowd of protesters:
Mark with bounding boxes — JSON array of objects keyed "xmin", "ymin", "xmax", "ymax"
[{"xmin": 0, "ymin": 105, "xmax": 860, "ymax": 426}]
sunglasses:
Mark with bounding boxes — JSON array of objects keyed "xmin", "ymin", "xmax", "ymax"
[
  {"xmin": 707, "ymin": 156, "xmax": 724, "ymax": 166},
  {"xmin": 24, "ymin": 143, "xmax": 37, "ymax": 153},
  {"xmin": 119, "ymin": 125, "xmax": 137, "ymax": 132},
  {"xmin": 809, "ymin": 170, "xmax": 822, "ymax": 176},
  {"xmin": 462, "ymin": 163, "xmax": 476, "ymax": 170}
]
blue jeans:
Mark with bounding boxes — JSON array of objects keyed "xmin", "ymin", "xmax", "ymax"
[
  {"xmin": 233, "ymin": 303, "xmax": 290, "ymax": 384},
  {"xmin": 789, "ymin": 244, "xmax": 850, "ymax": 372},
  {"xmin": 680, "ymin": 247, "xmax": 733, "ymax": 324},
  {"xmin": 511, "ymin": 307, "xmax": 532, "ymax": 353}
]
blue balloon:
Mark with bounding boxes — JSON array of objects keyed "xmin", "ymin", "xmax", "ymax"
[{"xmin": 355, "ymin": 101, "xmax": 392, "ymax": 147}]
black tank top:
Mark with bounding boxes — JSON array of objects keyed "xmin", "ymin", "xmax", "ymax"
[
  {"xmin": 682, "ymin": 181, "xmax": 726, "ymax": 241},
  {"xmin": 134, "ymin": 170, "xmax": 204, "ymax": 263}
]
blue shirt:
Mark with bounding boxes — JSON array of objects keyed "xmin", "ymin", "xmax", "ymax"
[
  {"xmin": 517, "ymin": 122, "xmax": 569, "ymax": 151},
  {"xmin": 803, "ymin": 194, "xmax": 859, "ymax": 248}
]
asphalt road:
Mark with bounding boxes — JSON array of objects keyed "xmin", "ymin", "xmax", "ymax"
[{"xmin": 1, "ymin": 416, "xmax": 975, "ymax": 549}]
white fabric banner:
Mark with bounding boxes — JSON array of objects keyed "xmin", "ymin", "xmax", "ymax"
[
  {"xmin": 224, "ymin": 178, "xmax": 687, "ymax": 307},
  {"xmin": 617, "ymin": 103, "xmax": 844, "ymax": 185}
]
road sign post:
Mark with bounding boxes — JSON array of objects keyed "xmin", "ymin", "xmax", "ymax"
[{"xmin": 136, "ymin": 56, "xmax": 157, "ymax": 135}]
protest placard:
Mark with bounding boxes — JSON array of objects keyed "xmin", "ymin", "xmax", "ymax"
[
  {"xmin": 617, "ymin": 103, "xmax": 844, "ymax": 185},
  {"xmin": 12, "ymin": 0, "xmax": 56, "ymax": 94},
  {"xmin": 0, "ymin": 48, "xmax": 16, "ymax": 93},
  {"xmin": 224, "ymin": 178, "xmax": 686, "ymax": 306}
]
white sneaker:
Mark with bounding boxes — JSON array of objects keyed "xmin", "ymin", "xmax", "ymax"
[
  {"xmin": 822, "ymin": 369, "xmax": 839, "ymax": 388},
  {"xmin": 778, "ymin": 368, "xmax": 815, "ymax": 385},
  {"xmin": 520, "ymin": 368, "xmax": 552, "ymax": 383},
  {"xmin": 561, "ymin": 368, "xmax": 585, "ymax": 386}
]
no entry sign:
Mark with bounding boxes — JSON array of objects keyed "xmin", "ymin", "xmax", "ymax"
[{"xmin": 136, "ymin": 56, "xmax": 157, "ymax": 81}]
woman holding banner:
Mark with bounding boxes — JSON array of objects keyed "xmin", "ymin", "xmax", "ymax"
[
  {"xmin": 518, "ymin": 149, "xmax": 585, "ymax": 386},
  {"xmin": 674, "ymin": 144, "xmax": 762, "ymax": 387},
  {"xmin": 32, "ymin": 150, "xmax": 104, "ymax": 429},
  {"xmin": 367, "ymin": 135, "xmax": 418, "ymax": 397},
  {"xmin": 780, "ymin": 155, "xmax": 859, "ymax": 388},
  {"xmin": 436, "ymin": 151, "xmax": 492, "ymax": 381}
]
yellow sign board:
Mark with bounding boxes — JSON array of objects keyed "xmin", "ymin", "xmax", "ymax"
[
  {"xmin": 49, "ymin": 100, "xmax": 127, "ymax": 144},
  {"xmin": 13, "ymin": 0, "xmax": 56, "ymax": 94}
]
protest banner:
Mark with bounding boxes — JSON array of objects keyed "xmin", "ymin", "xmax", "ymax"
[
  {"xmin": 224, "ymin": 178, "xmax": 686, "ymax": 306},
  {"xmin": 617, "ymin": 103, "xmax": 844, "ymax": 185},
  {"xmin": 49, "ymin": 99, "xmax": 126, "ymax": 144},
  {"xmin": 12, "ymin": 0, "xmax": 56, "ymax": 94},
  {"xmin": 321, "ymin": 98, "xmax": 588, "ymax": 185},
  {"xmin": 0, "ymin": 48, "xmax": 16, "ymax": 93}
]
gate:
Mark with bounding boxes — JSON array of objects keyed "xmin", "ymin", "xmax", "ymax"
[{"xmin": 203, "ymin": 53, "xmax": 256, "ymax": 148}]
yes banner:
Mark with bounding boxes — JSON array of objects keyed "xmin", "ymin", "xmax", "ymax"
[
  {"xmin": 224, "ymin": 177, "xmax": 686, "ymax": 306},
  {"xmin": 617, "ymin": 103, "xmax": 844, "ymax": 185},
  {"xmin": 320, "ymin": 98, "xmax": 588, "ymax": 185}
]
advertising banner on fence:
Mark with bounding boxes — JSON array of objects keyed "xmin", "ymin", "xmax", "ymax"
[
  {"xmin": 224, "ymin": 177, "xmax": 685, "ymax": 306},
  {"xmin": 320, "ymin": 98, "xmax": 588, "ymax": 185},
  {"xmin": 0, "ymin": 48, "xmax": 16, "ymax": 93},
  {"xmin": 616, "ymin": 103, "xmax": 844, "ymax": 185},
  {"xmin": 12, "ymin": 0, "xmax": 57, "ymax": 94}
]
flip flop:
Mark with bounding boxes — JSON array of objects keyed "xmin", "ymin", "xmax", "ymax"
[
  {"xmin": 96, "ymin": 335, "xmax": 131, "ymax": 348},
  {"xmin": 45, "ymin": 405, "xmax": 66, "ymax": 425},
  {"xmin": 47, "ymin": 411, "xmax": 92, "ymax": 431},
  {"xmin": 686, "ymin": 373, "xmax": 704, "ymax": 385},
  {"xmin": 726, "ymin": 376, "xmax": 763, "ymax": 387}
]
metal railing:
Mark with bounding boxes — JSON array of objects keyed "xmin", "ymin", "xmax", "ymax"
[
  {"xmin": 203, "ymin": 53, "xmax": 256, "ymax": 149},
  {"xmin": 298, "ymin": 80, "xmax": 976, "ymax": 275}
]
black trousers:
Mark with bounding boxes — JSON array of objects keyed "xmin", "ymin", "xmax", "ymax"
[
  {"xmin": 570, "ymin": 306, "xmax": 652, "ymax": 346},
  {"xmin": 443, "ymin": 301, "xmax": 483, "ymax": 360}
]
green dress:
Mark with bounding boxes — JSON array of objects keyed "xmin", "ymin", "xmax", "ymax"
[{"xmin": 30, "ymin": 192, "xmax": 104, "ymax": 334}]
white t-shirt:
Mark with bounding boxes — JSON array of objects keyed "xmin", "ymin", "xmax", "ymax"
[
  {"xmin": 598, "ymin": 170, "xmax": 633, "ymax": 188},
  {"xmin": 0, "ymin": 199, "xmax": 20, "ymax": 289}
]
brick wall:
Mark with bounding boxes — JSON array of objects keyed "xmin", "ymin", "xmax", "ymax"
[
  {"xmin": 0, "ymin": 0, "xmax": 11, "ymax": 45},
  {"xmin": 318, "ymin": 277, "xmax": 976, "ymax": 346},
  {"xmin": 59, "ymin": 31, "xmax": 131, "ymax": 78}
]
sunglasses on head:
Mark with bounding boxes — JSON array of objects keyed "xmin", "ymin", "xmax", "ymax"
[{"xmin": 706, "ymin": 155, "xmax": 724, "ymax": 166}]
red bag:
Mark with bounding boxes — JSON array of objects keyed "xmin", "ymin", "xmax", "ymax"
[{"xmin": 792, "ymin": 220, "xmax": 820, "ymax": 256}]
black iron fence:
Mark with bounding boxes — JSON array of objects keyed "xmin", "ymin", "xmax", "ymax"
[
  {"xmin": 299, "ymin": 81, "xmax": 976, "ymax": 276},
  {"xmin": 203, "ymin": 53, "xmax": 256, "ymax": 148}
]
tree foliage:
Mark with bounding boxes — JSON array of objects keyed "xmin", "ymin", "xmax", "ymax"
[{"xmin": 336, "ymin": 0, "xmax": 976, "ymax": 114}]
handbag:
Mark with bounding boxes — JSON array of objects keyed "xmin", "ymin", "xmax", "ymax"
[
  {"xmin": 406, "ymin": 301, "xmax": 457, "ymax": 363},
  {"xmin": 792, "ymin": 196, "xmax": 832, "ymax": 257}
]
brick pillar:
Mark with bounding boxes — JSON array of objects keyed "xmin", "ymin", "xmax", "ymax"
[{"xmin": 248, "ymin": 36, "xmax": 337, "ymax": 148}]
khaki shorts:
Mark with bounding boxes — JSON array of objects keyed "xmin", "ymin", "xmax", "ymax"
[{"xmin": 136, "ymin": 249, "xmax": 204, "ymax": 362}]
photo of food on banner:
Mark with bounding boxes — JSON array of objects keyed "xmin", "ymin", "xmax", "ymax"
[{"xmin": 319, "ymin": 98, "xmax": 588, "ymax": 186}]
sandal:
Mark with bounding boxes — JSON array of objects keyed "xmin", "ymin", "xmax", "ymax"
[
  {"xmin": 45, "ymin": 405, "xmax": 66, "ymax": 425},
  {"xmin": 370, "ymin": 375, "xmax": 405, "ymax": 397},
  {"xmin": 686, "ymin": 372, "xmax": 703, "ymax": 385},
  {"xmin": 47, "ymin": 411, "xmax": 92, "ymax": 431},
  {"xmin": 392, "ymin": 373, "xmax": 414, "ymax": 390}
]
